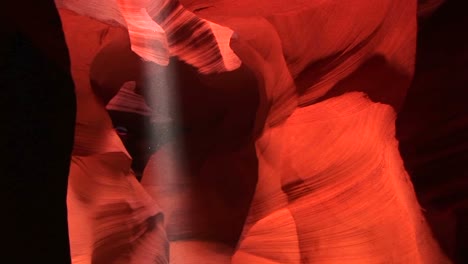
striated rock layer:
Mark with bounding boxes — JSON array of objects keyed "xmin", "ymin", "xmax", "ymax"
[
  {"xmin": 233, "ymin": 92, "xmax": 450, "ymax": 263},
  {"xmin": 57, "ymin": 0, "xmax": 452, "ymax": 263}
]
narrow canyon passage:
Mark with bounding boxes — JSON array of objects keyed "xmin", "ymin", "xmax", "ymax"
[{"xmin": 4, "ymin": 0, "xmax": 466, "ymax": 263}]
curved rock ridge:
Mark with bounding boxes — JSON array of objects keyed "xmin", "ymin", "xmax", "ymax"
[
  {"xmin": 55, "ymin": 0, "xmax": 240, "ymax": 74},
  {"xmin": 56, "ymin": 0, "xmax": 452, "ymax": 263}
]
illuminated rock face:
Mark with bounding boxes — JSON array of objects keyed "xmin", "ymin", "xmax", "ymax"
[
  {"xmin": 234, "ymin": 92, "xmax": 448, "ymax": 263},
  {"xmin": 55, "ymin": 0, "xmax": 240, "ymax": 73},
  {"xmin": 58, "ymin": 0, "xmax": 452, "ymax": 263}
]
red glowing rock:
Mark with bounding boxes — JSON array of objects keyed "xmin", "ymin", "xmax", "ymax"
[{"xmin": 57, "ymin": 0, "xmax": 452, "ymax": 263}]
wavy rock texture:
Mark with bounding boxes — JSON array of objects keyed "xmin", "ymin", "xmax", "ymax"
[
  {"xmin": 233, "ymin": 92, "xmax": 449, "ymax": 263},
  {"xmin": 57, "ymin": 0, "xmax": 453, "ymax": 263},
  {"xmin": 58, "ymin": 10, "xmax": 170, "ymax": 263},
  {"xmin": 55, "ymin": 0, "xmax": 241, "ymax": 73},
  {"xmin": 68, "ymin": 153, "xmax": 168, "ymax": 264}
]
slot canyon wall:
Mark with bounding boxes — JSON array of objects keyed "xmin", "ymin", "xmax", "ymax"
[{"xmin": 3, "ymin": 0, "xmax": 467, "ymax": 263}]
